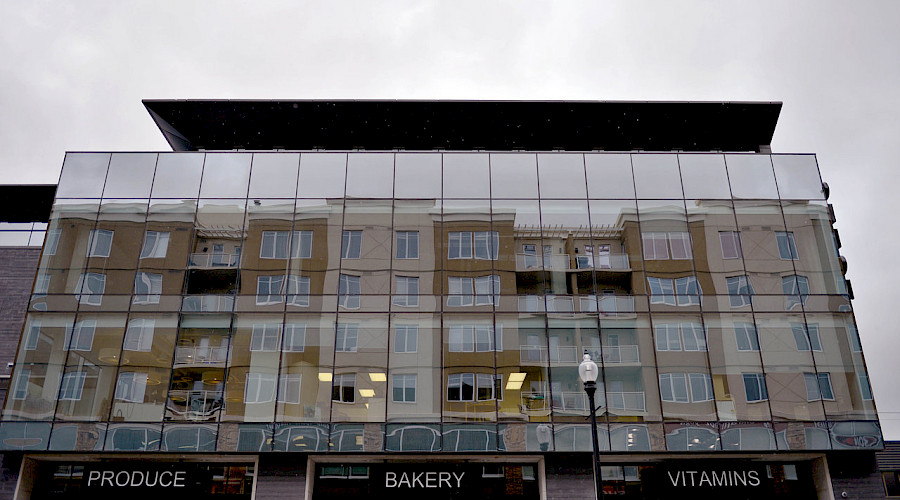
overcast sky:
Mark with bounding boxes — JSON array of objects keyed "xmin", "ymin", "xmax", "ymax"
[{"xmin": 2, "ymin": 0, "xmax": 899, "ymax": 437}]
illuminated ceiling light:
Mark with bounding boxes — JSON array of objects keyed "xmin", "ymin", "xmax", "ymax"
[
  {"xmin": 318, "ymin": 372, "xmax": 333, "ymax": 381},
  {"xmin": 508, "ymin": 373, "xmax": 527, "ymax": 383},
  {"xmin": 359, "ymin": 389, "xmax": 376, "ymax": 398},
  {"xmin": 368, "ymin": 373, "xmax": 387, "ymax": 382},
  {"xmin": 506, "ymin": 380, "xmax": 524, "ymax": 391}
]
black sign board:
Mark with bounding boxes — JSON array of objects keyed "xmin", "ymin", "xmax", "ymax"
[{"xmin": 81, "ymin": 463, "xmax": 212, "ymax": 498}]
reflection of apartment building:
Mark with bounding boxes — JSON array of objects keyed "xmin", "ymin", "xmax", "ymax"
[{"xmin": 0, "ymin": 101, "xmax": 883, "ymax": 500}]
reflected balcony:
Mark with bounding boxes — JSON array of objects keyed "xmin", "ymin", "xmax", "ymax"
[
  {"xmin": 515, "ymin": 253, "xmax": 630, "ymax": 272},
  {"xmin": 188, "ymin": 252, "xmax": 241, "ymax": 269},
  {"xmin": 519, "ymin": 344, "xmax": 638, "ymax": 365},
  {"xmin": 598, "ymin": 295, "xmax": 636, "ymax": 317},
  {"xmin": 524, "ymin": 390, "xmax": 646, "ymax": 415},
  {"xmin": 181, "ymin": 294, "xmax": 235, "ymax": 313},
  {"xmin": 173, "ymin": 345, "xmax": 229, "ymax": 366},
  {"xmin": 165, "ymin": 390, "xmax": 223, "ymax": 421}
]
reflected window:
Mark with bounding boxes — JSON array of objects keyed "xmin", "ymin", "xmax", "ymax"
[
  {"xmin": 448, "ymin": 232, "xmax": 473, "ymax": 259},
  {"xmin": 338, "ymin": 274, "xmax": 360, "ymax": 309},
  {"xmin": 475, "ymin": 275, "xmax": 500, "ymax": 305},
  {"xmin": 642, "ymin": 232, "xmax": 692, "ymax": 260},
  {"xmin": 449, "ymin": 324, "xmax": 501, "ymax": 352},
  {"xmin": 719, "ymin": 231, "xmax": 742, "ymax": 259},
  {"xmin": 24, "ymin": 320, "xmax": 40, "ymax": 350},
  {"xmin": 666, "ymin": 426, "xmax": 719, "ymax": 451},
  {"xmin": 124, "ymin": 318, "xmax": 154, "ymax": 351},
  {"xmin": 447, "ymin": 373, "xmax": 475, "ymax": 401},
  {"xmin": 134, "ymin": 272, "xmax": 162, "ymax": 304},
  {"xmin": 655, "ymin": 322, "xmax": 706, "ymax": 351},
  {"xmin": 792, "ymin": 323, "xmax": 822, "ymax": 351},
  {"xmin": 75, "ymin": 272, "xmax": 106, "ymax": 305},
  {"xmin": 393, "ymin": 374, "xmax": 417, "ymax": 403},
  {"xmin": 45, "ymin": 229, "xmax": 60, "ymax": 255},
  {"xmin": 734, "ymin": 322, "xmax": 759, "ymax": 351},
  {"xmin": 341, "ymin": 230, "xmax": 362, "ymax": 259},
  {"xmin": 859, "ymin": 373, "xmax": 873, "ymax": 401},
  {"xmin": 726, "ymin": 275, "xmax": 754, "ymax": 307},
  {"xmin": 140, "ymin": 231, "xmax": 169, "ymax": 259},
  {"xmin": 279, "ymin": 374, "xmax": 302, "ymax": 404},
  {"xmin": 394, "ymin": 325, "xmax": 417, "ymax": 353},
  {"xmin": 335, "ymin": 323, "xmax": 358, "ymax": 352},
  {"xmin": 87, "ymin": 229, "xmax": 113, "ymax": 257},
  {"xmin": 251, "ymin": 324, "xmax": 281, "ymax": 352},
  {"xmin": 245, "ymin": 373, "xmax": 276, "ymax": 403},
  {"xmin": 743, "ymin": 374, "xmax": 769, "ymax": 402},
  {"xmin": 287, "ymin": 275, "xmax": 310, "ymax": 307},
  {"xmin": 776, "ymin": 231, "xmax": 799, "ymax": 260},
  {"xmin": 659, "ymin": 373, "xmax": 712, "ymax": 402},
  {"xmin": 804, "ymin": 372, "xmax": 834, "ymax": 401},
  {"xmin": 447, "ymin": 276, "xmax": 474, "ymax": 306},
  {"xmin": 59, "ymin": 371, "xmax": 86, "ymax": 401},
  {"xmin": 257, "ymin": 276, "xmax": 284, "ymax": 305},
  {"xmin": 396, "ymin": 231, "xmax": 419, "ymax": 259},
  {"xmin": 474, "ymin": 231, "xmax": 500, "ymax": 260},
  {"xmin": 332, "ymin": 374, "xmax": 355, "ymax": 403},
  {"xmin": 64, "ymin": 320, "xmax": 96, "ymax": 351},
  {"xmin": 394, "ymin": 276, "xmax": 419, "ymax": 307},
  {"xmin": 782, "ymin": 275, "xmax": 810, "ymax": 309},
  {"xmin": 283, "ymin": 323, "xmax": 306, "ymax": 352},
  {"xmin": 260, "ymin": 231, "xmax": 291, "ymax": 259},
  {"xmin": 115, "ymin": 372, "xmax": 148, "ymax": 403},
  {"xmin": 33, "ymin": 273, "xmax": 50, "ymax": 297},
  {"xmin": 12, "ymin": 369, "xmax": 30, "ymax": 400},
  {"xmin": 647, "ymin": 276, "xmax": 701, "ymax": 306}
]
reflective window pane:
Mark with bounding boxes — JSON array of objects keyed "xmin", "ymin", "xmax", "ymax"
[
  {"xmin": 57, "ymin": 153, "xmax": 110, "ymax": 198},
  {"xmin": 491, "ymin": 154, "xmax": 538, "ymax": 198},
  {"xmin": 444, "ymin": 154, "xmax": 490, "ymax": 198},
  {"xmin": 772, "ymin": 154, "xmax": 824, "ymax": 200},
  {"xmin": 346, "ymin": 153, "xmax": 394, "ymax": 198},
  {"xmin": 151, "ymin": 153, "xmax": 204, "ymax": 199},
  {"xmin": 249, "ymin": 153, "xmax": 300, "ymax": 198},
  {"xmin": 298, "ymin": 153, "xmax": 346, "ymax": 198},
  {"xmin": 726, "ymin": 155, "xmax": 778, "ymax": 199},
  {"xmin": 104, "ymin": 153, "xmax": 157, "ymax": 198},
  {"xmin": 679, "ymin": 154, "xmax": 730, "ymax": 199},
  {"xmin": 585, "ymin": 154, "xmax": 634, "ymax": 198},
  {"xmin": 632, "ymin": 154, "xmax": 682, "ymax": 199},
  {"xmin": 200, "ymin": 153, "xmax": 252, "ymax": 198},
  {"xmin": 538, "ymin": 153, "xmax": 586, "ymax": 198},
  {"xmin": 395, "ymin": 153, "xmax": 441, "ymax": 199}
]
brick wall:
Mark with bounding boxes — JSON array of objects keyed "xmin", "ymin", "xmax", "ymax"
[{"xmin": 0, "ymin": 247, "xmax": 40, "ymax": 403}]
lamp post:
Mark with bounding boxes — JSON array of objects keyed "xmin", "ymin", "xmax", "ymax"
[{"xmin": 579, "ymin": 351, "xmax": 602, "ymax": 500}]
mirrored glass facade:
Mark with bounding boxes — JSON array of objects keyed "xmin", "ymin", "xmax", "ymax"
[{"xmin": 1, "ymin": 150, "xmax": 878, "ymax": 456}]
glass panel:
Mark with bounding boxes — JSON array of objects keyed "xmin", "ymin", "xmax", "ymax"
[
  {"xmin": 443, "ymin": 153, "xmax": 490, "ymax": 198},
  {"xmin": 151, "ymin": 153, "xmax": 204, "ymax": 199},
  {"xmin": 103, "ymin": 153, "xmax": 157, "ymax": 198},
  {"xmin": 395, "ymin": 153, "xmax": 441, "ymax": 199},
  {"xmin": 387, "ymin": 314, "xmax": 440, "ymax": 422},
  {"xmin": 537, "ymin": 153, "xmax": 586, "ymax": 199},
  {"xmin": 103, "ymin": 423, "xmax": 162, "ymax": 451},
  {"xmin": 49, "ymin": 422, "xmax": 106, "ymax": 451},
  {"xmin": 679, "ymin": 154, "xmax": 731, "ymax": 199},
  {"xmin": 585, "ymin": 154, "xmax": 634, "ymax": 199},
  {"xmin": 726, "ymin": 154, "xmax": 778, "ymax": 199},
  {"xmin": 249, "ymin": 153, "xmax": 300, "ymax": 198},
  {"xmin": 298, "ymin": 153, "xmax": 346, "ymax": 198},
  {"xmin": 632, "ymin": 154, "xmax": 682, "ymax": 199},
  {"xmin": 384, "ymin": 423, "xmax": 442, "ymax": 451},
  {"xmin": 772, "ymin": 154, "xmax": 824, "ymax": 200},
  {"xmin": 490, "ymin": 153, "xmax": 538, "ymax": 198},
  {"xmin": 346, "ymin": 153, "xmax": 394, "ymax": 198},
  {"xmin": 200, "ymin": 153, "xmax": 252, "ymax": 198},
  {"xmin": 277, "ymin": 313, "xmax": 335, "ymax": 422},
  {"xmin": 57, "ymin": 153, "xmax": 110, "ymax": 198}
]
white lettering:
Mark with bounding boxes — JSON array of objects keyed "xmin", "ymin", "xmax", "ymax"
[
  {"xmin": 130, "ymin": 471, "xmax": 145, "ymax": 486},
  {"xmin": 115, "ymin": 471, "xmax": 130, "ymax": 487},
  {"xmin": 173, "ymin": 471, "xmax": 186, "ymax": 487},
  {"xmin": 453, "ymin": 471, "xmax": 465, "ymax": 488},
  {"xmin": 101, "ymin": 471, "xmax": 114, "ymax": 487},
  {"xmin": 439, "ymin": 472, "xmax": 451, "ymax": 488},
  {"xmin": 733, "ymin": 471, "xmax": 747, "ymax": 486},
  {"xmin": 425, "ymin": 472, "xmax": 436, "ymax": 488},
  {"xmin": 747, "ymin": 470, "xmax": 760, "ymax": 487},
  {"xmin": 159, "ymin": 470, "xmax": 173, "ymax": 488},
  {"xmin": 699, "ymin": 471, "xmax": 712, "ymax": 487},
  {"xmin": 711, "ymin": 470, "xmax": 727, "ymax": 487},
  {"xmin": 386, "ymin": 472, "xmax": 397, "ymax": 488},
  {"xmin": 145, "ymin": 471, "xmax": 159, "ymax": 487},
  {"xmin": 667, "ymin": 471, "xmax": 681, "ymax": 487},
  {"xmin": 399, "ymin": 472, "xmax": 411, "ymax": 488},
  {"xmin": 685, "ymin": 470, "xmax": 697, "ymax": 486},
  {"xmin": 412, "ymin": 472, "xmax": 424, "ymax": 488}
]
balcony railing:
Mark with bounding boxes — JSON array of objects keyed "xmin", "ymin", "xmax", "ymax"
[
  {"xmin": 519, "ymin": 345, "xmax": 638, "ymax": 365},
  {"xmin": 182, "ymin": 294, "xmax": 235, "ymax": 312},
  {"xmin": 598, "ymin": 295, "xmax": 635, "ymax": 316},
  {"xmin": 522, "ymin": 390, "xmax": 646, "ymax": 414},
  {"xmin": 515, "ymin": 253, "xmax": 630, "ymax": 272},
  {"xmin": 166, "ymin": 390, "xmax": 223, "ymax": 421},
  {"xmin": 188, "ymin": 253, "xmax": 241, "ymax": 268},
  {"xmin": 173, "ymin": 345, "xmax": 229, "ymax": 365},
  {"xmin": 601, "ymin": 345, "xmax": 640, "ymax": 364}
]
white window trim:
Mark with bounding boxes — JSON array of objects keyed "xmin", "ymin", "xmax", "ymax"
[
  {"xmin": 719, "ymin": 231, "xmax": 742, "ymax": 259},
  {"xmin": 140, "ymin": 231, "xmax": 169, "ymax": 259},
  {"xmin": 59, "ymin": 371, "xmax": 87, "ymax": 401},
  {"xmin": 396, "ymin": 231, "xmax": 419, "ymax": 260},
  {"xmin": 341, "ymin": 230, "xmax": 362, "ymax": 259},
  {"xmin": 393, "ymin": 276, "xmax": 419, "ymax": 307},
  {"xmin": 133, "ymin": 272, "xmax": 162, "ymax": 305},
  {"xmin": 87, "ymin": 229, "xmax": 113, "ymax": 258},
  {"xmin": 256, "ymin": 275, "xmax": 285, "ymax": 305},
  {"xmin": 392, "ymin": 373, "xmax": 417, "ymax": 403},
  {"xmin": 115, "ymin": 372, "xmax": 148, "ymax": 403},
  {"xmin": 282, "ymin": 323, "xmax": 307, "ymax": 352},
  {"xmin": 278, "ymin": 374, "xmax": 302, "ymax": 404},
  {"xmin": 250, "ymin": 323, "xmax": 282, "ymax": 352},
  {"xmin": 245, "ymin": 373, "xmax": 277, "ymax": 403},
  {"xmin": 394, "ymin": 324, "xmax": 418, "ymax": 353},
  {"xmin": 742, "ymin": 373, "xmax": 768, "ymax": 402},
  {"xmin": 335, "ymin": 323, "xmax": 359, "ymax": 352},
  {"xmin": 123, "ymin": 318, "xmax": 155, "ymax": 352},
  {"xmin": 338, "ymin": 274, "xmax": 361, "ymax": 309}
]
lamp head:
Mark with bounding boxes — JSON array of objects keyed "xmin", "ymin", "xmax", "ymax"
[{"xmin": 578, "ymin": 351, "xmax": 599, "ymax": 384}]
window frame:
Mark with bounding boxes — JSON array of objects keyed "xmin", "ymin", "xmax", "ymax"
[
  {"xmin": 140, "ymin": 231, "xmax": 170, "ymax": 259},
  {"xmin": 776, "ymin": 231, "xmax": 800, "ymax": 260},
  {"xmin": 332, "ymin": 373, "xmax": 356, "ymax": 403},
  {"xmin": 87, "ymin": 229, "xmax": 114, "ymax": 258},
  {"xmin": 718, "ymin": 231, "xmax": 742, "ymax": 259},
  {"xmin": 734, "ymin": 322, "xmax": 760, "ymax": 351},
  {"xmin": 250, "ymin": 323, "xmax": 282, "ymax": 352},
  {"xmin": 338, "ymin": 274, "xmax": 361, "ymax": 309},
  {"xmin": 256, "ymin": 275, "xmax": 285, "ymax": 305},
  {"xmin": 394, "ymin": 324, "xmax": 418, "ymax": 353},
  {"xmin": 245, "ymin": 372, "xmax": 277, "ymax": 403},
  {"xmin": 75, "ymin": 272, "xmax": 106, "ymax": 305},
  {"xmin": 59, "ymin": 371, "xmax": 87, "ymax": 401},
  {"xmin": 392, "ymin": 374, "xmax": 417, "ymax": 403},
  {"xmin": 278, "ymin": 374, "xmax": 302, "ymax": 404},
  {"xmin": 448, "ymin": 232, "xmax": 473, "ymax": 259},
  {"xmin": 726, "ymin": 275, "xmax": 754, "ymax": 308},
  {"xmin": 742, "ymin": 373, "xmax": 769, "ymax": 402},
  {"xmin": 335, "ymin": 323, "xmax": 359, "ymax": 352},
  {"xmin": 123, "ymin": 318, "xmax": 155, "ymax": 352},
  {"xmin": 396, "ymin": 231, "xmax": 419, "ymax": 260},
  {"xmin": 115, "ymin": 372, "xmax": 148, "ymax": 403},
  {"xmin": 133, "ymin": 272, "xmax": 162, "ymax": 305},
  {"xmin": 393, "ymin": 276, "xmax": 420, "ymax": 307},
  {"xmin": 341, "ymin": 230, "xmax": 362, "ymax": 259},
  {"xmin": 282, "ymin": 323, "xmax": 306, "ymax": 352}
]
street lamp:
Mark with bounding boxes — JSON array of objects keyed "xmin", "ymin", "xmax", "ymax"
[{"xmin": 578, "ymin": 351, "xmax": 602, "ymax": 500}]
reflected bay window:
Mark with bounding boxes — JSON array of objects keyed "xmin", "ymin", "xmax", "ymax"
[
  {"xmin": 64, "ymin": 319, "xmax": 96, "ymax": 351},
  {"xmin": 448, "ymin": 232, "xmax": 473, "ymax": 259},
  {"xmin": 287, "ymin": 275, "xmax": 310, "ymax": 307},
  {"xmin": 124, "ymin": 318, "xmax": 154, "ymax": 351},
  {"xmin": 59, "ymin": 371, "xmax": 87, "ymax": 401},
  {"xmin": 447, "ymin": 276, "xmax": 474, "ymax": 306},
  {"xmin": 648, "ymin": 276, "xmax": 700, "ymax": 306}
]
